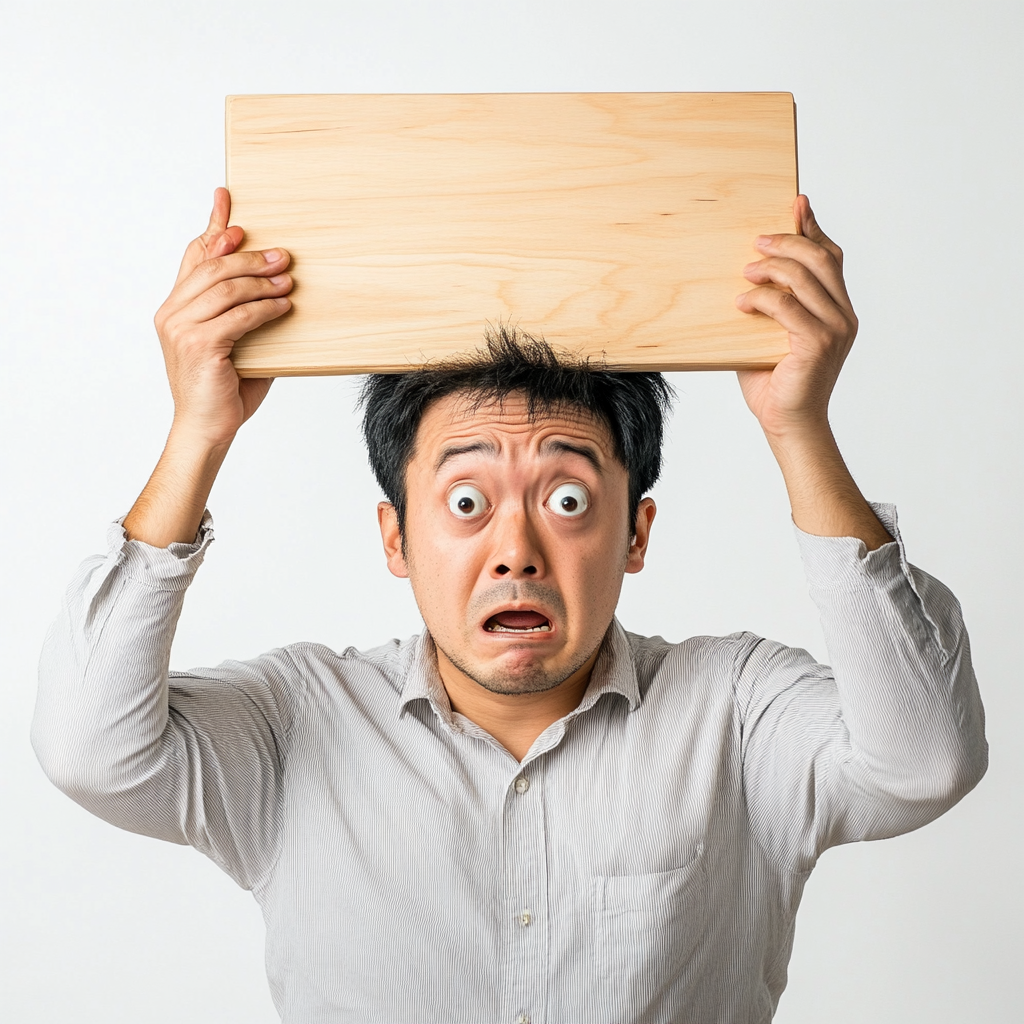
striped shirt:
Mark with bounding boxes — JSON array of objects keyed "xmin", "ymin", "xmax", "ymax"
[{"xmin": 32, "ymin": 503, "xmax": 987, "ymax": 1024}]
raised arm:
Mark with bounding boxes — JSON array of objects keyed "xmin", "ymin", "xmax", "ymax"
[
  {"xmin": 735, "ymin": 194, "xmax": 892, "ymax": 549},
  {"xmin": 124, "ymin": 186, "xmax": 292, "ymax": 546},
  {"xmin": 733, "ymin": 198, "xmax": 987, "ymax": 868},
  {"xmin": 32, "ymin": 190, "xmax": 297, "ymax": 888}
]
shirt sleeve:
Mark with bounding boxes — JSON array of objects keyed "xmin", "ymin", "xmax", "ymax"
[
  {"xmin": 31, "ymin": 513, "xmax": 301, "ymax": 890},
  {"xmin": 735, "ymin": 502, "xmax": 988, "ymax": 874}
]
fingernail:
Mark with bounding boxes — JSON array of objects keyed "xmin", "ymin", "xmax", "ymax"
[
  {"xmin": 743, "ymin": 261, "xmax": 759, "ymax": 272},
  {"xmin": 756, "ymin": 235, "xmax": 773, "ymax": 248},
  {"xmin": 264, "ymin": 249, "xmax": 282, "ymax": 262},
  {"xmin": 269, "ymin": 274, "xmax": 289, "ymax": 285}
]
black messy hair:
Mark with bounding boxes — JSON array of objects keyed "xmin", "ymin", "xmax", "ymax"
[{"xmin": 359, "ymin": 324, "xmax": 674, "ymax": 535}]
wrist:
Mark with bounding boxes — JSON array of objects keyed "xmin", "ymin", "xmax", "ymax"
[
  {"xmin": 761, "ymin": 417, "xmax": 838, "ymax": 472},
  {"xmin": 166, "ymin": 417, "xmax": 237, "ymax": 459}
]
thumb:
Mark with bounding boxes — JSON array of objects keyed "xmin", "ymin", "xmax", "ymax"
[
  {"xmin": 174, "ymin": 187, "xmax": 238, "ymax": 284},
  {"xmin": 794, "ymin": 194, "xmax": 843, "ymax": 267},
  {"xmin": 793, "ymin": 194, "xmax": 819, "ymax": 239}
]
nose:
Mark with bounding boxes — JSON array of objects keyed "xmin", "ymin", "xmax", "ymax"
[{"xmin": 489, "ymin": 505, "xmax": 546, "ymax": 579}]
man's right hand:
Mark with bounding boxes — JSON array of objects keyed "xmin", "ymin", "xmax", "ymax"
[
  {"xmin": 123, "ymin": 188, "xmax": 291, "ymax": 547},
  {"xmin": 155, "ymin": 186, "xmax": 291, "ymax": 446}
]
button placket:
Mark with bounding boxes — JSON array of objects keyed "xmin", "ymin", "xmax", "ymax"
[{"xmin": 499, "ymin": 762, "xmax": 547, "ymax": 1024}]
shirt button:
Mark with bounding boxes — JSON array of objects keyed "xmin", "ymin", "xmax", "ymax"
[
  {"xmin": 518, "ymin": 909, "xmax": 532, "ymax": 927},
  {"xmin": 516, "ymin": 1015, "xmax": 531, "ymax": 1024},
  {"xmin": 514, "ymin": 775, "xmax": 530, "ymax": 794}
]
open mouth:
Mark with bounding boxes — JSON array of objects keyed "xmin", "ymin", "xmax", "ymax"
[{"xmin": 484, "ymin": 610, "xmax": 552, "ymax": 634}]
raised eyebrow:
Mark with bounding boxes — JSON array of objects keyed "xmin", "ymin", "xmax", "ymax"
[
  {"xmin": 434, "ymin": 440, "xmax": 498, "ymax": 473},
  {"xmin": 542, "ymin": 439, "xmax": 604, "ymax": 473}
]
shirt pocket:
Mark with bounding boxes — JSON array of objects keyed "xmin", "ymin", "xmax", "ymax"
[{"xmin": 591, "ymin": 846, "xmax": 709, "ymax": 1018}]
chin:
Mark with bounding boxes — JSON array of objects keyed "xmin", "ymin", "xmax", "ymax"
[
  {"xmin": 470, "ymin": 665, "xmax": 569, "ymax": 696},
  {"xmin": 462, "ymin": 645, "xmax": 589, "ymax": 696}
]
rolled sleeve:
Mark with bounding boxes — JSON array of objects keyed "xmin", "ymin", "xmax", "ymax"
[{"xmin": 114, "ymin": 509, "xmax": 215, "ymax": 588}]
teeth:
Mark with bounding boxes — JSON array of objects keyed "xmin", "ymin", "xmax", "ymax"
[{"xmin": 485, "ymin": 623, "xmax": 552, "ymax": 633}]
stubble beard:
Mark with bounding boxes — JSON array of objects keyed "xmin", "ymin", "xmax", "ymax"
[
  {"xmin": 434, "ymin": 632, "xmax": 603, "ymax": 696},
  {"xmin": 430, "ymin": 578, "xmax": 605, "ymax": 696}
]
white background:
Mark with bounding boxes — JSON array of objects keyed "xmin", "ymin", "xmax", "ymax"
[{"xmin": 1, "ymin": 1, "xmax": 1020, "ymax": 1021}]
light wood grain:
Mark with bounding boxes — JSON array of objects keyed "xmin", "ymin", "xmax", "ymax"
[{"xmin": 226, "ymin": 93, "xmax": 797, "ymax": 376}]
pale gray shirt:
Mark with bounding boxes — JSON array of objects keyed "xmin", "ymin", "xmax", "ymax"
[{"xmin": 32, "ymin": 503, "xmax": 987, "ymax": 1024}]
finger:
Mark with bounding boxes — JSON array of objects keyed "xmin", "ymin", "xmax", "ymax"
[
  {"xmin": 206, "ymin": 225, "xmax": 244, "ymax": 260},
  {"xmin": 238, "ymin": 377, "xmax": 275, "ymax": 418},
  {"xmin": 176, "ymin": 226, "xmax": 242, "ymax": 282},
  {"xmin": 170, "ymin": 248, "xmax": 291, "ymax": 310},
  {"xmin": 175, "ymin": 271, "xmax": 292, "ymax": 327},
  {"xmin": 793, "ymin": 194, "xmax": 844, "ymax": 268},
  {"xmin": 735, "ymin": 284, "xmax": 833, "ymax": 345},
  {"xmin": 189, "ymin": 295, "xmax": 292, "ymax": 346},
  {"xmin": 204, "ymin": 186, "xmax": 231, "ymax": 238},
  {"xmin": 173, "ymin": 188, "xmax": 237, "ymax": 286},
  {"xmin": 743, "ymin": 256, "xmax": 852, "ymax": 334},
  {"xmin": 753, "ymin": 232, "xmax": 853, "ymax": 314}
]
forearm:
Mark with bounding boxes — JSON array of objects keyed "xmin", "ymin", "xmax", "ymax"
[
  {"xmin": 765, "ymin": 420, "xmax": 893, "ymax": 550},
  {"xmin": 123, "ymin": 422, "xmax": 233, "ymax": 547}
]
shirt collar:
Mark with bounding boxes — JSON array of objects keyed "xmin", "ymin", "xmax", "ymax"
[
  {"xmin": 398, "ymin": 631, "xmax": 457, "ymax": 726},
  {"xmin": 398, "ymin": 617, "xmax": 641, "ymax": 726},
  {"xmin": 575, "ymin": 618, "xmax": 642, "ymax": 714}
]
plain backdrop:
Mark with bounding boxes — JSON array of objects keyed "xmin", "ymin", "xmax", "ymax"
[{"xmin": 1, "ymin": 1, "xmax": 1021, "ymax": 1021}]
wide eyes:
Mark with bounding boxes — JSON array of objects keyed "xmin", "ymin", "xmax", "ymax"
[
  {"xmin": 547, "ymin": 483, "xmax": 589, "ymax": 517},
  {"xmin": 448, "ymin": 484, "xmax": 488, "ymax": 518},
  {"xmin": 446, "ymin": 483, "xmax": 590, "ymax": 519}
]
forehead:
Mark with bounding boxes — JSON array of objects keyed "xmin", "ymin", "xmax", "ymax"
[{"xmin": 412, "ymin": 391, "xmax": 616, "ymax": 461}]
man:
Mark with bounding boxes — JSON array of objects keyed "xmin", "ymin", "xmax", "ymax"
[{"xmin": 33, "ymin": 187, "xmax": 987, "ymax": 1023}]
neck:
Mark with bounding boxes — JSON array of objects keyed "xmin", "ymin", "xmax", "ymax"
[{"xmin": 434, "ymin": 645, "xmax": 599, "ymax": 762}]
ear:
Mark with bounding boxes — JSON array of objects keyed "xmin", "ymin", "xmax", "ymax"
[
  {"xmin": 377, "ymin": 502, "xmax": 409, "ymax": 578},
  {"xmin": 624, "ymin": 498, "xmax": 656, "ymax": 574}
]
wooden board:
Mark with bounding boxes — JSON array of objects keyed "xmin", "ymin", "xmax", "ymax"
[{"xmin": 226, "ymin": 93, "xmax": 797, "ymax": 376}]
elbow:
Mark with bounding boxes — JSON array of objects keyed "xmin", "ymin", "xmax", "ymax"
[
  {"xmin": 920, "ymin": 706, "xmax": 990, "ymax": 808},
  {"xmin": 941, "ymin": 734, "xmax": 989, "ymax": 805},
  {"xmin": 31, "ymin": 719, "xmax": 106, "ymax": 802},
  {"xmin": 878, "ymin": 734, "xmax": 989, "ymax": 814},
  {"xmin": 33, "ymin": 637, "xmax": 121, "ymax": 802},
  {"xmin": 31, "ymin": 710, "xmax": 67, "ymax": 791},
  {"xmin": 30, "ymin": 710, "xmax": 143, "ymax": 807},
  {"xmin": 844, "ymin": 726, "xmax": 989, "ymax": 833}
]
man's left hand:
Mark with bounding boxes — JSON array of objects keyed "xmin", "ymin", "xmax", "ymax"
[
  {"xmin": 735, "ymin": 194, "xmax": 858, "ymax": 444},
  {"xmin": 735, "ymin": 195, "xmax": 892, "ymax": 550}
]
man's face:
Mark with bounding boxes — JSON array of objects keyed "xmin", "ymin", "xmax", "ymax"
[{"xmin": 377, "ymin": 391, "xmax": 654, "ymax": 696}]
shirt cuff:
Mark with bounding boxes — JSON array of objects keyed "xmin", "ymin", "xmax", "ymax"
[
  {"xmin": 109, "ymin": 509, "xmax": 215, "ymax": 591},
  {"xmin": 794, "ymin": 501, "xmax": 911, "ymax": 591}
]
